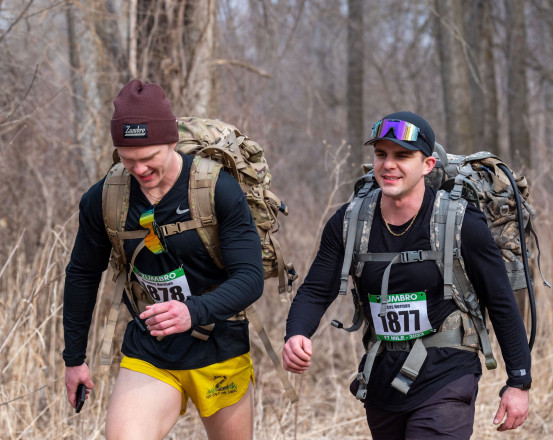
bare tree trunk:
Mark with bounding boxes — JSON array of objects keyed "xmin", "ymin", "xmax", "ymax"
[
  {"xmin": 505, "ymin": 0, "xmax": 531, "ymax": 168},
  {"xmin": 130, "ymin": 0, "xmax": 138, "ymax": 79},
  {"xmin": 347, "ymin": 0, "xmax": 364, "ymax": 169},
  {"xmin": 65, "ymin": 3, "xmax": 96, "ymax": 186},
  {"xmin": 136, "ymin": 0, "xmax": 218, "ymax": 117},
  {"xmin": 90, "ymin": 0, "xmax": 128, "ymax": 167},
  {"xmin": 434, "ymin": 0, "xmax": 474, "ymax": 155},
  {"xmin": 465, "ymin": 0, "xmax": 500, "ymax": 155}
]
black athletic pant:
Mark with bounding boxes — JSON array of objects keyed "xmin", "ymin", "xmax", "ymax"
[{"xmin": 365, "ymin": 374, "xmax": 480, "ymax": 440}]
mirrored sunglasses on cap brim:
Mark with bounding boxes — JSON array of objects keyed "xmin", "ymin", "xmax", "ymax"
[{"xmin": 371, "ymin": 119, "xmax": 427, "ymax": 142}]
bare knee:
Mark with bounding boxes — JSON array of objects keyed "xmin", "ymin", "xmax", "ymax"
[{"xmin": 106, "ymin": 368, "xmax": 181, "ymax": 440}]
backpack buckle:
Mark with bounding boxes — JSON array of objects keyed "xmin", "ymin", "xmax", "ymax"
[{"xmin": 400, "ymin": 250, "xmax": 423, "ymax": 263}]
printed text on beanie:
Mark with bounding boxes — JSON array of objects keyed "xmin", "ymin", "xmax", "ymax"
[{"xmin": 110, "ymin": 79, "xmax": 178, "ymax": 147}]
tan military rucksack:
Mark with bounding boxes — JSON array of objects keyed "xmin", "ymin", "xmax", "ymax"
[{"xmin": 100, "ymin": 117, "xmax": 298, "ymax": 402}]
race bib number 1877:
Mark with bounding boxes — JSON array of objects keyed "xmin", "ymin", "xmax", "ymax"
[{"xmin": 369, "ymin": 292, "xmax": 434, "ymax": 341}]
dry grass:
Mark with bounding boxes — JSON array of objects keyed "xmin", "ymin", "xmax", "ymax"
[{"xmin": 0, "ymin": 146, "xmax": 552, "ymax": 439}]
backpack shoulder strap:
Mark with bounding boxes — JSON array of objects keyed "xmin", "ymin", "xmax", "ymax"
[
  {"xmin": 102, "ymin": 162, "xmax": 131, "ymax": 265},
  {"xmin": 431, "ymin": 189, "xmax": 497, "ymax": 370},
  {"xmin": 101, "ymin": 163, "xmax": 148, "ymax": 365},
  {"xmin": 333, "ymin": 175, "xmax": 379, "ymax": 333},
  {"xmin": 430, "ymin": 189, "xmax": 467, "ymax": 301},
  {"xmin": 340, "ymin": 173, "xmax": 378, "ymax": 294},
  {"xmin": 188, "ymin": 155, "xmax": 224, "ymax": 268}
]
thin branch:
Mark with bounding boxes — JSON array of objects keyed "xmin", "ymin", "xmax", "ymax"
[
  {"xmin": 0, "ymin": 377, "xmax": 63, "ymax": 407},
  {"xmin": 0, "ymin": 65, "xmax": 39, "ymax": 125},
  {"xmin": 0, "ymin": 0, "xmax": 35, "ymax": 45},
  {"xmin": 213, "ymin": 59, "xmax": 272, "ymax": 79}
]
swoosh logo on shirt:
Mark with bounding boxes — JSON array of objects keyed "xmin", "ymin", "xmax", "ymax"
[{"xmin": 176, "ymin": 206, "xmax": 189, "ymax": 215}]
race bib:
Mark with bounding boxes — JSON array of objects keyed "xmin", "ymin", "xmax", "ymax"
[
  {"xmin": 133, "ymin": 266, "xmax": 192, "ymax": 303},
  {"xmin": 369, "ymin": 292, "xmax": 433, "ymax": 341}
]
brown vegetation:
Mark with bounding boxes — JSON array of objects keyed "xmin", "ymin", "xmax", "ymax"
[{"xmin": 1, "ymin": 0, "xmax": 552, "ymax": 438}]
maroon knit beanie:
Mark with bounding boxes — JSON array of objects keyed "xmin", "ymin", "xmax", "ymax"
[{"xmin": 110, "ymin": 79, "xmax": 178, "ymax": 147}]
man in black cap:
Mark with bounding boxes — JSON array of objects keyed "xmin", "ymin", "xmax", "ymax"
[{"xmin": 282, "ymin": 111, "xmax": 531, "ymax": 439}]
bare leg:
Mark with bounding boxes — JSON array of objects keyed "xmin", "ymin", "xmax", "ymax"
[
  {"xmin": 105, "ymin": 368, "xmax": 182, "ymax": 440},
  {"xmin": 200, "ymin": 381, "xmax": 254, "ymax": 440}
]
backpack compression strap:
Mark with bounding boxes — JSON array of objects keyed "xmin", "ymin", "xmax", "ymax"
[
  {"xmin": 432, "ymin": 190, "xmax": 497, "ymax": 370},
  {"xmin": 244, "ymin": 305, "xmax": 299, "ymax": 403},
  {"xmin": 356, "ymin": 313, "xmax": 478, "ymax": 398}
]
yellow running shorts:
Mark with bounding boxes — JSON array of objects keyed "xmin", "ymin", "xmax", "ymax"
[{"xmin": 120, "ymin": 353, "xmax": 255, "ymax": 417}]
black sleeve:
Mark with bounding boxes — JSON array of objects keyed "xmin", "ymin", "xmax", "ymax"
[
  {"xmin": 185, "ymin": 170, "xmax": 264, "ymax": 325},
  {"xmin": 62, "ymin": 180, "xmax": 112, "ymax": 366},
  {"xmin": 284, "ymin": 205, "xmax": 347, "ymax": 341},
  {"xmin": 461, "ymin": 204, "xmax": 532, "ymax": 386}
]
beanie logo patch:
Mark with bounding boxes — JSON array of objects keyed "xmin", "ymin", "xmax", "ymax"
[{"xmin": 123, "ymin": 124, "xmax": 148, "ymax": 138}]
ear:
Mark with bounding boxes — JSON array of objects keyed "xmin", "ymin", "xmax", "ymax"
[{"xmin": 422, "ymin": 155, "xmax": 436, "ymax": 176}]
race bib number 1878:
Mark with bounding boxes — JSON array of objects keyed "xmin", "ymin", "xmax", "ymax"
[
  {"xmin": 369, "ymin": 292, "xmax": 434, "ymax": 341},
  {"xmin": 133, "ymin": 266, "xmax": 192, "ymax": 303}
]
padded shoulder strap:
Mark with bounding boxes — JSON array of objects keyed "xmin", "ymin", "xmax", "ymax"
[
  {"xmin": 430, "ymin": 189, "xmax": 467, "ymax": 301},
  {"xmin": 102, "ymin": 163, "xmax": 131, "ymax": 238},
  {"xmin": 189, "ymin": 155, "xmax": 224, "ymax": 268},
  {"xmin": 340, "ymin": 174, "xmax": 378, "ymax": 294},
  {"xmin": 431, "ymin": 190, "xmax": 497, "ymax": 370},
  {"xmin": 102, "ymin": 163, "xmax": 132, "ymax": 269},
  {"xmin": 352, "ymin": 189, "xmax": 381, "ymax": 279}
]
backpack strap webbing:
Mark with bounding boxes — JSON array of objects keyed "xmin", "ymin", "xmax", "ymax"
[
  {"xmin": 355, "ymin": 310, "xmax": 480, "ymax": 399},
  {"xmin": 244, "ymin": 305, "xmax": 299, "ymax": 403},
  {"xmin": 356, "ymin": 250, "xmax": 443, "ymax": 317},
  {"xmin": 100, "ymin": 268, "xmax": 127, "ymax": 365}
]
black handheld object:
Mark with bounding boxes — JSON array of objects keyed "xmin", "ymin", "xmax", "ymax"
[{"xmin": 75, "ymin": 384, "xmax": 86, "ymax": 413}]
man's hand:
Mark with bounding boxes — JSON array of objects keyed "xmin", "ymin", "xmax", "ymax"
[
  {"xmin": 282, "ymin": 335, "xmax": 312, "ymax": 374},
  {"xmin": 140, "ymin": 300, "xmax": 192, "ymax": 337},
  {"xmin": 493, "ymin": 386, "xmax": 529, "ymax": 431},
  {"xmin": 65, "ymin": 363, "xmax": 94, "ymax": 408}
]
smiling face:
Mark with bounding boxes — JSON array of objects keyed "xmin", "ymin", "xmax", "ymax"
[
  {"xmin": 116, "ymin": 143, "xmax": 177, "ymax": 191},
  {"xmin": 373, "ymin": 140, "xmax": 436, "ymax": 202}
]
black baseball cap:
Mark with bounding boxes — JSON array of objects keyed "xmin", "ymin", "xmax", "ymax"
[{"xmin": 364, "ymin": 111, "xmax": 435, "ymax": 157}]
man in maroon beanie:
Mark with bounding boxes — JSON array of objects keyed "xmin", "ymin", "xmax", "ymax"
[{"xmin": 62, "ymin": 79, "xmax": 264, "ymax": 439}]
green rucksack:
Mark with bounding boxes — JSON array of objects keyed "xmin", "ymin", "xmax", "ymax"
[
  {"xmin": 336, "ymin": 142, "xmax": 549, "ymax": 399},
  {"xmin": 100, "ymin": 117, "xmax": 298, "ymax": 402}
]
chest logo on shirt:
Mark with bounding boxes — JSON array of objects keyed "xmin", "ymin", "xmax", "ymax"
[{"xmin": 176, "ymin": 206, "xmax": 189, "ymax": 215}]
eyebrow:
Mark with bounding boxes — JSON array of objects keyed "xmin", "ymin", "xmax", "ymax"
[
  {"xmin": 374, "ymin": 146, "xmax": 415, "ymax": 155},
  {"xmin": 119, "ymin": 152, "xmax": 157, "ymax": 161}
]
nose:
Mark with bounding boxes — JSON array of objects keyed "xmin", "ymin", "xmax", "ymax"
[
  {"xmin": 133, "ymin": 161, "xmax": 149, "ymax": 175},
  {"xmin": 382, "ymin": 155, "xmax": 397, "ymax": 169}
]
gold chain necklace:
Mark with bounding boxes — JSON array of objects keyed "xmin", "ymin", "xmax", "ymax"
[
  {"xmin": 380, "ymin": 199, "xmax": 419, "ymax": 237},
  {"xmin": 143, "ymin": 153, "xmax": 182, "ymax": 205}
]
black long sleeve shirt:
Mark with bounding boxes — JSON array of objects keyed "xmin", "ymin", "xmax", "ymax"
[
  {"xmin": 63, "ymin": 153, "xmax": 264, "ymax": 369},
  {"xmin": 286, "ymin": 186, "xmax": 531, "ymax": 411}
]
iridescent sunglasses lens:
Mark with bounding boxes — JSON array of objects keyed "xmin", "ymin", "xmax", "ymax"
[
  {"xmin": 371, "ymin": 119, "xmax": 425, "ymax": 142},
  {"xmin": 139, "ymin": 208, "xmax": 167, "ymax": 254}
]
